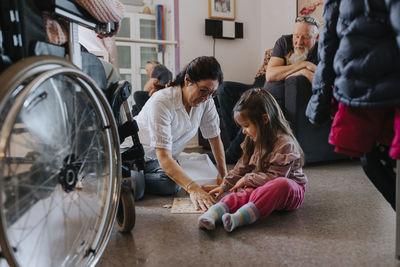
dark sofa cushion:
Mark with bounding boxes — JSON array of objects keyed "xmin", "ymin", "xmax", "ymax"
[{"xmin": 283, "ymin": 75, "xmax": 345, "ymax": 163}]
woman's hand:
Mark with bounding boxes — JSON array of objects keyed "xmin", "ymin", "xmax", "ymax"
[
  {"xmin": 209, "ymin": 186, "xmax": 224, "ymax": 200},
  {"xmin": 229, "ymin": 177, "xmax": 245, "ymax": 192},
  {"xmin": 154, "ymin": 148, "xmax": 215, "ymax": 211},
  {"xmin": 189, "ymin": 186, "xmax": 216, "ymax": 211}
]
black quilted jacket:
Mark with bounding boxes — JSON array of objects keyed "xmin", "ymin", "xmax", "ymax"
[{"xmin": 306, "ymin": 0, "xmax": 400, "ymax": 124}]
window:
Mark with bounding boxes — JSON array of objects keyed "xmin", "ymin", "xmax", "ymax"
[{"xmin": 116, "ymin": 2, "xmax": 177, "ymax": 95}]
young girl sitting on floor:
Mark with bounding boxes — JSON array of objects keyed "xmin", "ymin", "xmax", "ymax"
[{"xmin": 199, "ymin": 88, "xmax": 308, "ymax": 232}]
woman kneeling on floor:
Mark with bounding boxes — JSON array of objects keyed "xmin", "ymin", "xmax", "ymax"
[{"xmin": 134, "ymin": 56, "xmax": 228, "ymax": 210}]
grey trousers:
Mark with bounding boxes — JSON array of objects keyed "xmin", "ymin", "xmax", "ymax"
[{"xmin": 144, "ymin": 159, "xmax": 180, "ymax": 195}]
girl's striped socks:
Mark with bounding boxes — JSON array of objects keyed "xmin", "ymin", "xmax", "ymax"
[
  {"xmin": 222, "ymin": 202, "xmax": 259, "ymax": 232},
  {"xmin": 198, "ymin": 202, "xmax": 229, "ymax": 230}
]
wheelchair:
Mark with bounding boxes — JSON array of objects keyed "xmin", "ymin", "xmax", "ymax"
[{"xmin": 0, "ymin": 0, "xmax": 144, "ymax": 266}]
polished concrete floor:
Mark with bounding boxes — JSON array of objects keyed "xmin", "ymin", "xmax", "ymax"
[{"xmin": 97, "ymin": 159, "xmax": 396, "ymax": 267}]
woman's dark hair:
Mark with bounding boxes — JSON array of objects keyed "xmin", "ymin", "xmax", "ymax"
[
  {"xmin": 233, "ymin": 88, "xmax": 304, "ymax": 170},
  {"xmin": 168, "ymin": 56, "xmax": 223, "ymax": 87}
]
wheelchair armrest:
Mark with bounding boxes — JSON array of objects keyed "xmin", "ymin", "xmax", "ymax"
[
  {"xmin": 107, "ymin": 80, "xmax": 132, "ymax": 124},
  {"xmin": 107, "ymin": 80, "xmax": 132, "ymax": 104},
  {"xmin": 118, "ymin": 121, "xmax": 139, "ymax": 143}
]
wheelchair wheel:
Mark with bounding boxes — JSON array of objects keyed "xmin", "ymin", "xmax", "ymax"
[
  {"xmin": 0, "ymin": 56, "xmax": 121, "ymax": 267},
  {"xmin": 116, "ymin": 184, "xmax": 136, "ymax": 233}
]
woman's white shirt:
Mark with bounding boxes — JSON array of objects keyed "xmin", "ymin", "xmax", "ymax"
[{"xmin": 135, "ymin": 86, "xmax": 220, "ymax": 160}]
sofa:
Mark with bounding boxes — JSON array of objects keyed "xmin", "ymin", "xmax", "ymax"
[{"xmin": 278, "ymin": 75, "xmax": 346, "ymax": 164}]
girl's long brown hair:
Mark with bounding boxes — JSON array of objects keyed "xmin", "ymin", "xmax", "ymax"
[{"xmin": 233, "ymin": 88, "xmax": 304, "ymax": 170}]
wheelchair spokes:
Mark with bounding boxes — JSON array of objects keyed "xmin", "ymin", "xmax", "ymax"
[{"xmin": 0, "ymin": 58, "xmax": 120, "ymax": 267}]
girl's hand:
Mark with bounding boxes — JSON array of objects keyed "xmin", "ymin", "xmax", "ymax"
[
  {"xmin": 189, "ymin": 186, "xmax": 216, "ymax": 211},
  {"xmin": 209, "ymin": 186, "xmax": 224, "ymax": 200},
  {"xmin": 230, "ymin": 177, "xmax": 245, "ymax": 192}
]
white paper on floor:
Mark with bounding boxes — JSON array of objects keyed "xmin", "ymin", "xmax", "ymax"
[{"xmin": 177, "ymin": 152, "xmax": 218, "ymax": 186}]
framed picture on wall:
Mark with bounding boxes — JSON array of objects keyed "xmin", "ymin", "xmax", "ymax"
[
  {"xmin": 297, "ymin": 0, "xmax": 324, "ymax": 26},
  {"xmin": 208, "ymin": 0, "xmax": 235, "ymax": 20}
]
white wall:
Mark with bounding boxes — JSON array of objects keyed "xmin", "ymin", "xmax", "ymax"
[
  {"xmin": 177, "ymin": 0, "xmax": 296, "ymax": 147},
  {"xmin": 178, "ymin": 0, "xmax": 261, "ymax": 84},
  {"xmin": 119, "ymin": 0, "xmax": 296, "ymax": 84},
  {"xmin": 178, "ymin": 0, "xmax": 296, "ymax": 84},
  {"xmin": 260, "ymin": 1, "xmax": 296, "ymax": 52}
]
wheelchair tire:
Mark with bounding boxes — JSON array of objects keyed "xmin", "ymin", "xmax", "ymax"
[
  {"xmin": 0, "ymin": 56, "xmax": 121, "ymax": 267},
  {"xmin": 116, "ymin": 185, "xmax": 136, "ymax": 233}
]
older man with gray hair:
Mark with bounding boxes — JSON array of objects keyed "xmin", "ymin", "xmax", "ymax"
[
  {"xmin": 214, "ymin": 15, "xmax": 320, "ymax": 165},
  {"xmin": 265, "ymin": 15, "xmax": 320, "ymax": 107}
]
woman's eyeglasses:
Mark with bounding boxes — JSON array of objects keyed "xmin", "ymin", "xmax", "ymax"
[
  {"xmin": 295, "ymin": 16, "xmax": 320, "ymax": 28},
  {"xmin": 195, "ymin": 82, "xmax": 218, "ymax": 98},
  {"xmin": 199, "ymin": 88, "xmax": 218, "ymax": 98}
]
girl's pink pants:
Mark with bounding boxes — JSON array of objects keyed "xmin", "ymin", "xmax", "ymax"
[{"xmin": 221, "ymin": 177, "xmax": 306, "ymax": 218}]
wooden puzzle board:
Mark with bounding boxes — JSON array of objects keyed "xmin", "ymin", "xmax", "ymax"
[{"xmin": 170, "ymin": 197, "xmax": 205, "ymax": 214}]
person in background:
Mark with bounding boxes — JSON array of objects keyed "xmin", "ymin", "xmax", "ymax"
[
  {"xmin": 145, "ymin": 65, "xmax": 173, "ymax": 96},
  {"xmin": 145, "ymin": 60, "xmax": 160, "ymax": 77},
  {"xmin": 265, "ymin": 15, "xmax": 320, "ymax": 107},
  {"xmin": 132, "ymin": 63, "xmax": 173, "ymax": 116},
  {"xmin": 198, "ymin": 88, "xmax": 307, "ymax": 232},
  {"xmin": 217, "ymin": 15, "xmax": 320, "ymax": 164},
  {"xmin": 133, "ymin": 56, "xmax": 228, "ymax": 211}
]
